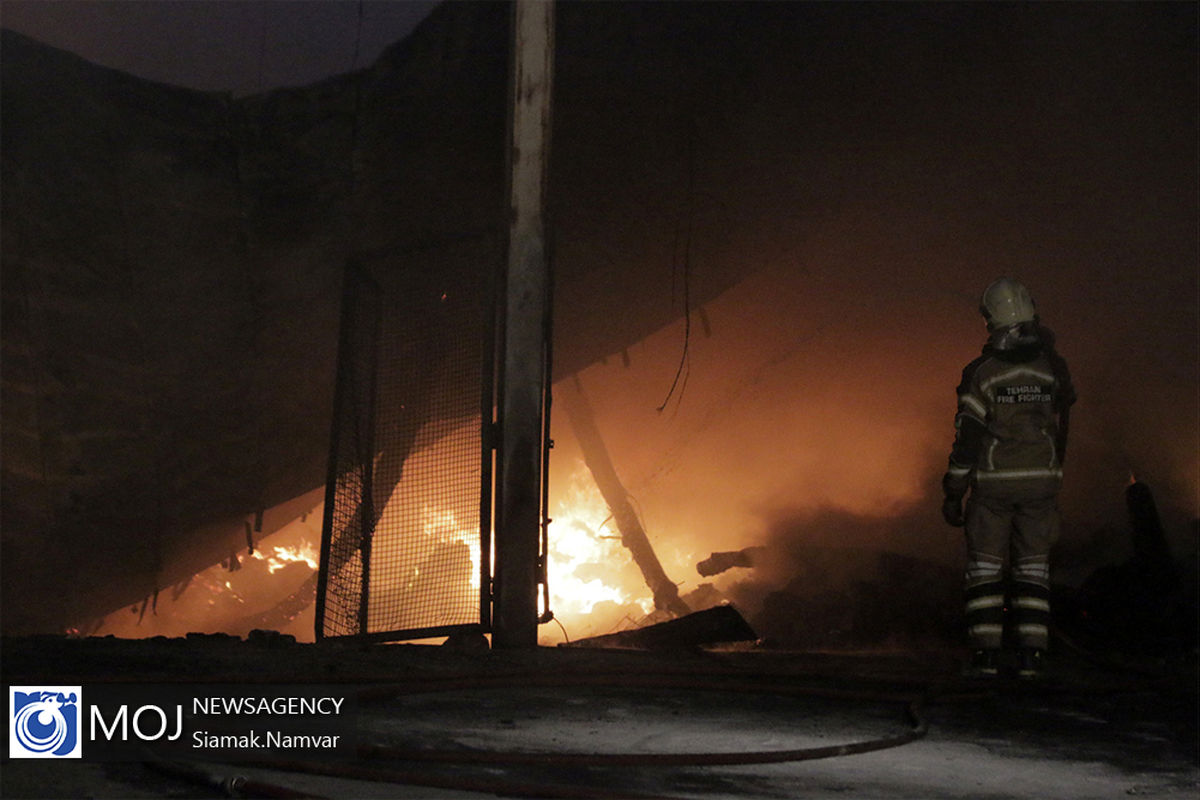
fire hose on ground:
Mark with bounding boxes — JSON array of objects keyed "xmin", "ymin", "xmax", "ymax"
[
  {"xmin": 150, "ymin": 671, "xmax": 936, "ymax": 800},
  {"xmin": 140, "ymin": 651, "xmax": 1190, "ymax": 800}
]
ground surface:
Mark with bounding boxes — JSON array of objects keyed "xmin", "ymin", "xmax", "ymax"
[{"xmin": 2, "ymin": 635, "xmax": 1196, "ymax": 799}]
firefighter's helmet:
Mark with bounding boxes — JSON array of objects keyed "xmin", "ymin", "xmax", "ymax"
[{"xmin": 980, "ymin": 277, "xmax": 1037, "ymax": 330}]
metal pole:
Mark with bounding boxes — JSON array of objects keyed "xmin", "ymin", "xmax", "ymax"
[{"xmin": 494, "ymin": 0, "xmax": 554, "ymax": 648}]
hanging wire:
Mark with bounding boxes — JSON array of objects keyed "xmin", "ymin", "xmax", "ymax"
[
  {"xmin": 551, "ymin": 615, "xmax": 570, "ymax": 643},
  {"xmin": 656, "ymin": 90, "xmax": 698, "ymax": 414}
]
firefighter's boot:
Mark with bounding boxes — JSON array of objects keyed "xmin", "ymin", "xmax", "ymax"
[
  {"xmin": 964, "ymin": 648, "xmax": 1001, "ymax": 678},
  {"xmin": 1017, "ymin": 647, "xmax": 1045, "ymax": 679}
]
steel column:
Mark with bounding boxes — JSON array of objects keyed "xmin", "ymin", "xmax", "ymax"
[{"xmin": 493, "ymin": 0, "xmax": 554, "ymax": 648}]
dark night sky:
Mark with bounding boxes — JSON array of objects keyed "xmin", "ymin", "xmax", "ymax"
[{"xmin": 0, "ymin": 0, "xmax": 439, "ymax": 95}]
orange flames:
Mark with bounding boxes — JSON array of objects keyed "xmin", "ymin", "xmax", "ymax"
[
  {"xmin": 86, "ymin": 508, "xmax": 322, "ymax": 641},
  {"xmin": 539, "ymin": 462, "xmax": 692, "ymax": 645},
  {"xmin": 546, "ymin": 468, "xmax": 649, "ymax": 610},
  {"xmin": 80, "ymin": 443, "xmax": 706, "ymax": 647},
  {"xmin": 251, "ymin": 539, "xmax": 319, "ymax": 574}
]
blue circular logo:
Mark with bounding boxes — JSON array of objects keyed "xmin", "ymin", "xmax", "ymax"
[{"xmin": 11, "ymin": 690, "xmax": 79, "ymax": 757}]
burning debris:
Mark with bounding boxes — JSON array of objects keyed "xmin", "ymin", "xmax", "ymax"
[
  {"xmin": 86, "ymin": 511, "xmax": 322, "ymax": 642},
  {"xmin": 559, "ymin": 378, "xmax": 691, "ymax": 618},
  {"xmin": 542, "ymin": 465, "xmax": 666, "ymax": 644},
  {"xmin": 697, "ymin": 547, "xmax": 767, "ymax": 577}
]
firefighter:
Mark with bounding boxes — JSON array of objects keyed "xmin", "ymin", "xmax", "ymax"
[{"xmin": 941, "ymin": 278, "xmax": 1076, "ymax": 677}]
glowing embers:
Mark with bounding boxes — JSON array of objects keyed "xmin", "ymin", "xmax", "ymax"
[
  {"xmin": 84, "ymin": 508, "xmax": 322, "ymax": 642},
  {"xmin": 541, "ymin": 464, "xmax": 655, "ymax": 644}
]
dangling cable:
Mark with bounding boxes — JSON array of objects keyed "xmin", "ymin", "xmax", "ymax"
[{"xmin": 656, "ymin": 104, "xmax": 697, "ymax": 414}]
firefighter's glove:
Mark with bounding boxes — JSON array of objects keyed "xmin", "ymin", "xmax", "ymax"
[{"xmin": 941, "ymin": 495, "xmax": 965, "ymax": 528}]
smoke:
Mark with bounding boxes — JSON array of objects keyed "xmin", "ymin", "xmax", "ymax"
[
  {"xmin": 543, "ymin": 4, "xmax": 1196, "ymax": 647},
  {"xmin": 10, "ymin": 1, "xmax": 1191, "ymax": 642},
  {"xmin": 548, "ymin": 229, "xmax": 1198, "ymax": 647},
  {"xmin": 723, "ymin": 505, "xmax": 962, "ymax": 649}
]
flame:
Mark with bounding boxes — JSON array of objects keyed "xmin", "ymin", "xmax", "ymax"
[
  {"xmin": 251, "ymin": 539, "xmax": 319, "ymax": 574},
  {"xmin": 79, "ymin": 459, "xmax": 679, "ymax": 646},
  {"xmin": 85, "ymin": 506, "xmax": 322, "ymax": 641},
  {"xmin": 542, "ymin": 464, "xmax": 654, "ymax": 642}
]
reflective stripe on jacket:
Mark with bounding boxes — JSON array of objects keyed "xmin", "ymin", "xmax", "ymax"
[{"xmin": 943, "ymin": 334, "xmax": 1075, "ymax": 498}]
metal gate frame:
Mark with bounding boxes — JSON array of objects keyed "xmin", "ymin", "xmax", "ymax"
[{"xmin": 314, "ymin": 254, "xmax": 498, "ymax": 642}]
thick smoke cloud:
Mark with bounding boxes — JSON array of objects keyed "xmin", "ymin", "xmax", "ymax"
[{"xmin": 549, "ymin": 248, "xmax": 1196, "ymax": 644}]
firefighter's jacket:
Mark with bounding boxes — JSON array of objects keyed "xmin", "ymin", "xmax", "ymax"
[{"xmin": 943, "ymin": 330, "xmax": 1076, "ymax": 501}]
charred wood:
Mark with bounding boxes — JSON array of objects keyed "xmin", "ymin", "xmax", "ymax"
[{"xmin": 697, "ymin": 547, "xmax": 766, "ymax": 577}]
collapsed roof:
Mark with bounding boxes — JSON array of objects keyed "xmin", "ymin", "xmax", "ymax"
[{"xmin": 2, "ymin": 2, "xmax": 1195, "ymax": 634}]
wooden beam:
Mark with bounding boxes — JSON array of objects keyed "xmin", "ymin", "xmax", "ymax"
[{"xmin": 559, "ymin": 378, "xmax": 691, "ymax": 618}]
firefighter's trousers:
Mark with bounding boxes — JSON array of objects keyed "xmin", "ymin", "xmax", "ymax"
[{"xmin": 963, "ymin": 491, "xmax": 1060, "ymax": 651}]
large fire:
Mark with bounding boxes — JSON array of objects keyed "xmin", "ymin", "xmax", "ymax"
[
  {"xmin": 539, "ymin": 462, "xmax": 699, "ymax": 645},
  {"xmin": 80, "ymin": 461, "xmax": 675, "ymax": 647},
  {"xmin": 543, "ymin": 466, "xmax": 651, "ymax": 630}
]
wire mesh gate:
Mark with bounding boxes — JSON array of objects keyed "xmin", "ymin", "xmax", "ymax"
[{"xmin": 315, "ymin": 254, "xmax": 494, "ymax": 642}]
